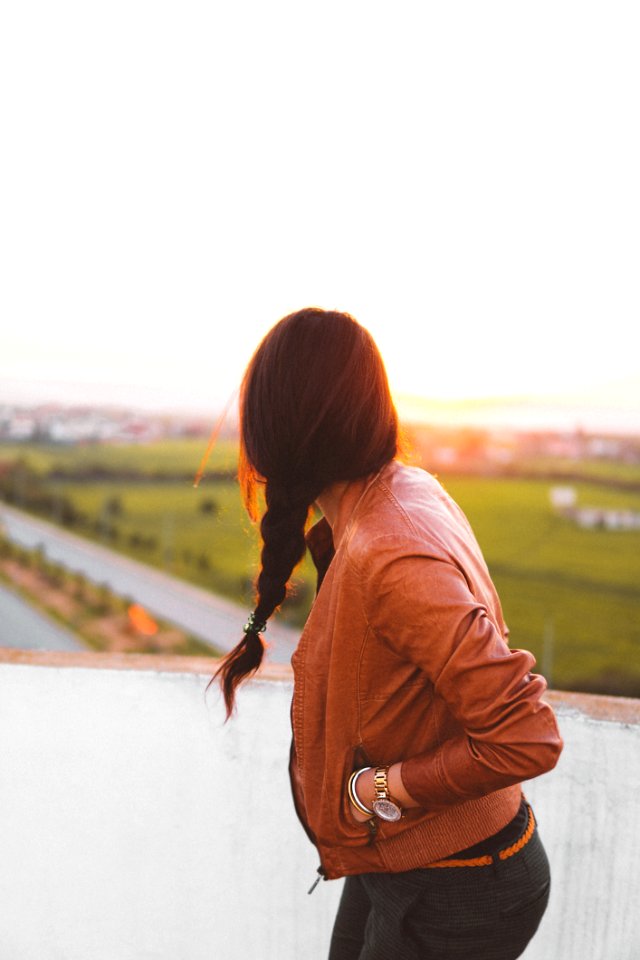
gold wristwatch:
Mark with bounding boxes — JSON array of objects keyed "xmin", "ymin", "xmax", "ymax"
[{"xmin": 371, "ymin": 766, "xmax": 403, "ymax": 822}]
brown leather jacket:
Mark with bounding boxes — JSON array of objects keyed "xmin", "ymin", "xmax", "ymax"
[{"xmin": 288, "ymin": 460, "xmax": 563, "ymax": 882}]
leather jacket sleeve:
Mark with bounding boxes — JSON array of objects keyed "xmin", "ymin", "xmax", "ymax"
[{"xmin": 356, "ymin": 534, "xmax": 564, "ymax": 811}]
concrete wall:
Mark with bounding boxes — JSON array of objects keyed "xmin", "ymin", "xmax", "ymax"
[{"xmin": 0, "ymin": 648, "xmax": 638, "ymax": 960}]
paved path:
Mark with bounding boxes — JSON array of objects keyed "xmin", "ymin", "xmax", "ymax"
[
  {"xmin": 0, "ymin": 504, "xmax": 300, "ymax": 664},
  {"xmin": 0, "ymin": 581, "xmax": 86, "ymax": 652}
]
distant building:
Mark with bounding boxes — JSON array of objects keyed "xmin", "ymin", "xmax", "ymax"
[
  {"xmin": 555, "ymin": 503, "xmax": 640, "ymax": 531},
  {"xmin": 550, "ymin": 485, "xmax": 640, "ymax": 530},
  {"xmin": 5, "ymin": 415, "xmax": 37, "ymax": 441},
  {"xmin": 550, "ymin": 486, "xmax": 578, "ymax": 510}
]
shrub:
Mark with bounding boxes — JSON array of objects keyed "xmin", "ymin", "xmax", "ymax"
[
  {"xmin": 103, "ymin": 496, "xmax": 124, "ymax": 518},
  {"xmin": 198, "ymin": 498, "xmax": 220, "ymax": 516}
]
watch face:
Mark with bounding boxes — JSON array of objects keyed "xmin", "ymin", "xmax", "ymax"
[{"xmin": 372, "ymin": 798, "xmax": 402, "ymax": 822}]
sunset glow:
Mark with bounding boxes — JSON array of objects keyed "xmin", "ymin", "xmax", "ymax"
[{"xmin": 1, "ymin": 2, "xmax": 638, "ymax": 429}]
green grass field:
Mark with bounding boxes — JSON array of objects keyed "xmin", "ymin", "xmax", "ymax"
[
  {"xmin": 0, "ymin": 437, "xmax": 239, "ymax": 476},
  {"xmin": 512, "ymin": 455, "xmax": 640, "ymax": 485},
  {"xmin": 440, "ymin": 476, "xmax": 640, "ymax": 694},
  {"xmin": 2, "ymin": 440, "xmax": 639, "ymax": 694}
]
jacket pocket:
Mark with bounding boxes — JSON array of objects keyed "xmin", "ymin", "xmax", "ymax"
[
  {"xmin": 353, "ymin": 743, "xmax": 372, "ymax": 768},
  {"xmin": 337, "ymin": 746, "xmax": 378, "ymax": 843}
]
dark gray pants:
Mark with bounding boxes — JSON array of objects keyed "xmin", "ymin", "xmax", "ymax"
[{"xmin": 328, "ymin": 822, "xmax": 550, "ymax": 960}]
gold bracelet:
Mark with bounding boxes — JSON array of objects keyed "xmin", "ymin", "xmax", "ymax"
[{"xmin": 347, "ymin": 767, "xmax": 374, "ymax": 817}]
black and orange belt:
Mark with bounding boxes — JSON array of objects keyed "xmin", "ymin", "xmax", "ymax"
[{"xmin": 426, "ymin": 804, "xmax": 536, "ymax": 869}]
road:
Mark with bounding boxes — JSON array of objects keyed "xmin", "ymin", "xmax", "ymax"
[
  {"xmin": 0, "ymin": 581, "xmax": 86, "ymax": 652},
  {"xmin": 0, "ymin": 504, "xmax": 300, "ymax": 664}
]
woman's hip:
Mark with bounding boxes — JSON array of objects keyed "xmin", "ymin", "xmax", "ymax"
[{"xmin": 329, "ymin": 806, "xmax": 551, "ymax": 960}]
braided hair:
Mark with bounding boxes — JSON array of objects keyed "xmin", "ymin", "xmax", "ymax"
[{"xmin": 209, "ymin": 308, "xmax": 399, "ymax": 718}]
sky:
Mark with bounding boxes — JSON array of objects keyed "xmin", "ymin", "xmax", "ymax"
[{"xmin": 1, "ymin": 2, "xmax": 639, "ymax": 430}]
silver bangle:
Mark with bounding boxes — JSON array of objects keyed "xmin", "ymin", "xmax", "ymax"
[{"xmin": 348, "ymin": 766, "xmax": 374, "ymax": 816}]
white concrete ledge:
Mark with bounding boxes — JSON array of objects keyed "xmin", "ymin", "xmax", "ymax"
[{"xmin": 0, "ymin": 648, "xmax": 638, "ymax": 960}]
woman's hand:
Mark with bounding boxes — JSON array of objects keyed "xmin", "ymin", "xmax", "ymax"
[{"xmin": 348, "ymin": 762, "xmax": 421, "ymax": 822}]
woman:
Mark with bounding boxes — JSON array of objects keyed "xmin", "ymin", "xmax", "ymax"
[{"xmin": 209, "ymin": 307, "xmax": 563, "ymax": 960}]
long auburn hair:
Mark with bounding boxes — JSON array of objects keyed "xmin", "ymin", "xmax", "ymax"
[{"xmin": 208, "ymin": 307, "xmax": 399, "ymax": 718}]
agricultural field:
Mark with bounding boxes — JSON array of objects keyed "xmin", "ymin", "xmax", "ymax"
[
  {"xmin": 0, "ymin": 437, "xmax": 239, "ymax": 476},
  {"xmin": 0, "ymin": 438, "xmax": 317, "ymax": 626},
  {"xmin": 511, "ymin": 455, "xmax": 640, "ymax": 485},
  {"xmin": 1, "ymin": 440, "xmax": 639, "ymax": 695},
  {"xmin": 440, "ymin": 476, "xmax": 640, "ymax": 696}
]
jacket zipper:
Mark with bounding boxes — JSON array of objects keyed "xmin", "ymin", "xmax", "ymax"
[
  {"xmin": 288, "ymin": 729, "xmax": 330, "ymax": 893},
  {"xmin": 307, "ymin": 864, "xmax": 326, "ymax": 894},
  {"xmin": 308, "ymin": 815, "xmax": 377, "ymax": 893}
]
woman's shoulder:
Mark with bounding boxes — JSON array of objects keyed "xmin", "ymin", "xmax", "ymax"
[
  {"xmin": 380, "ymin": 459, "xmax": 450, "ymax": 505},
  {"xmin": 345, "ymin": 460, "xmax": 471, "ymax": 564},
  {"xmin": 377, "ymin": 460, "xmax": 469, "ymax": 533},
  {"xmin": 343, "ymin": 461, "xmax": 508, "ymax": 636}
]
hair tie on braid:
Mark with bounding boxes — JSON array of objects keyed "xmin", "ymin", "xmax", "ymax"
[{"xmin": 243, "ymin": 612, "xmax": 268, "ymax": 635}]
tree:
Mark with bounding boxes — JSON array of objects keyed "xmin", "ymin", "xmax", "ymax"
[
  {"xmin": 198, "ymin": 498, "xmax": 220, "ymax": 516},
  {"xmin": 103, "ymin": 495, "xmax": 124, "ymax": 518}
]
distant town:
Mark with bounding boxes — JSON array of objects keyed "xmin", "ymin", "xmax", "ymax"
[
  {"xmin": 0, "ymin": 404, "xmax": 640, "ymax": 476},
  {"xmin": 0, "ymin": 403, "xmax": 217, "ymax": 446},
  {"xmin": 408, "ymin": 421, "xmax": 640, "ymax": 474},
  {"xmin": 2, "ymin": 402, "xmax": 640, "ymax": 477}
]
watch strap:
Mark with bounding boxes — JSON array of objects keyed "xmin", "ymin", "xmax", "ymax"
[
  {"xmin": 374, "ymin": 765, "xmax": 391, "ymax": 799},
  {"xmin": 372, "ymin": 765, "xmax": 404, "ymax": 821}
]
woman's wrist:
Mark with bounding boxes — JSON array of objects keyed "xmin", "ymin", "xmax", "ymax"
[
  {"xmin": 388, "ymin": 762, "xmax": 419, "ymax": 808},
  {"xmin": 349, "ymin": 762, "xmax": 420, "ymax": 821}
]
